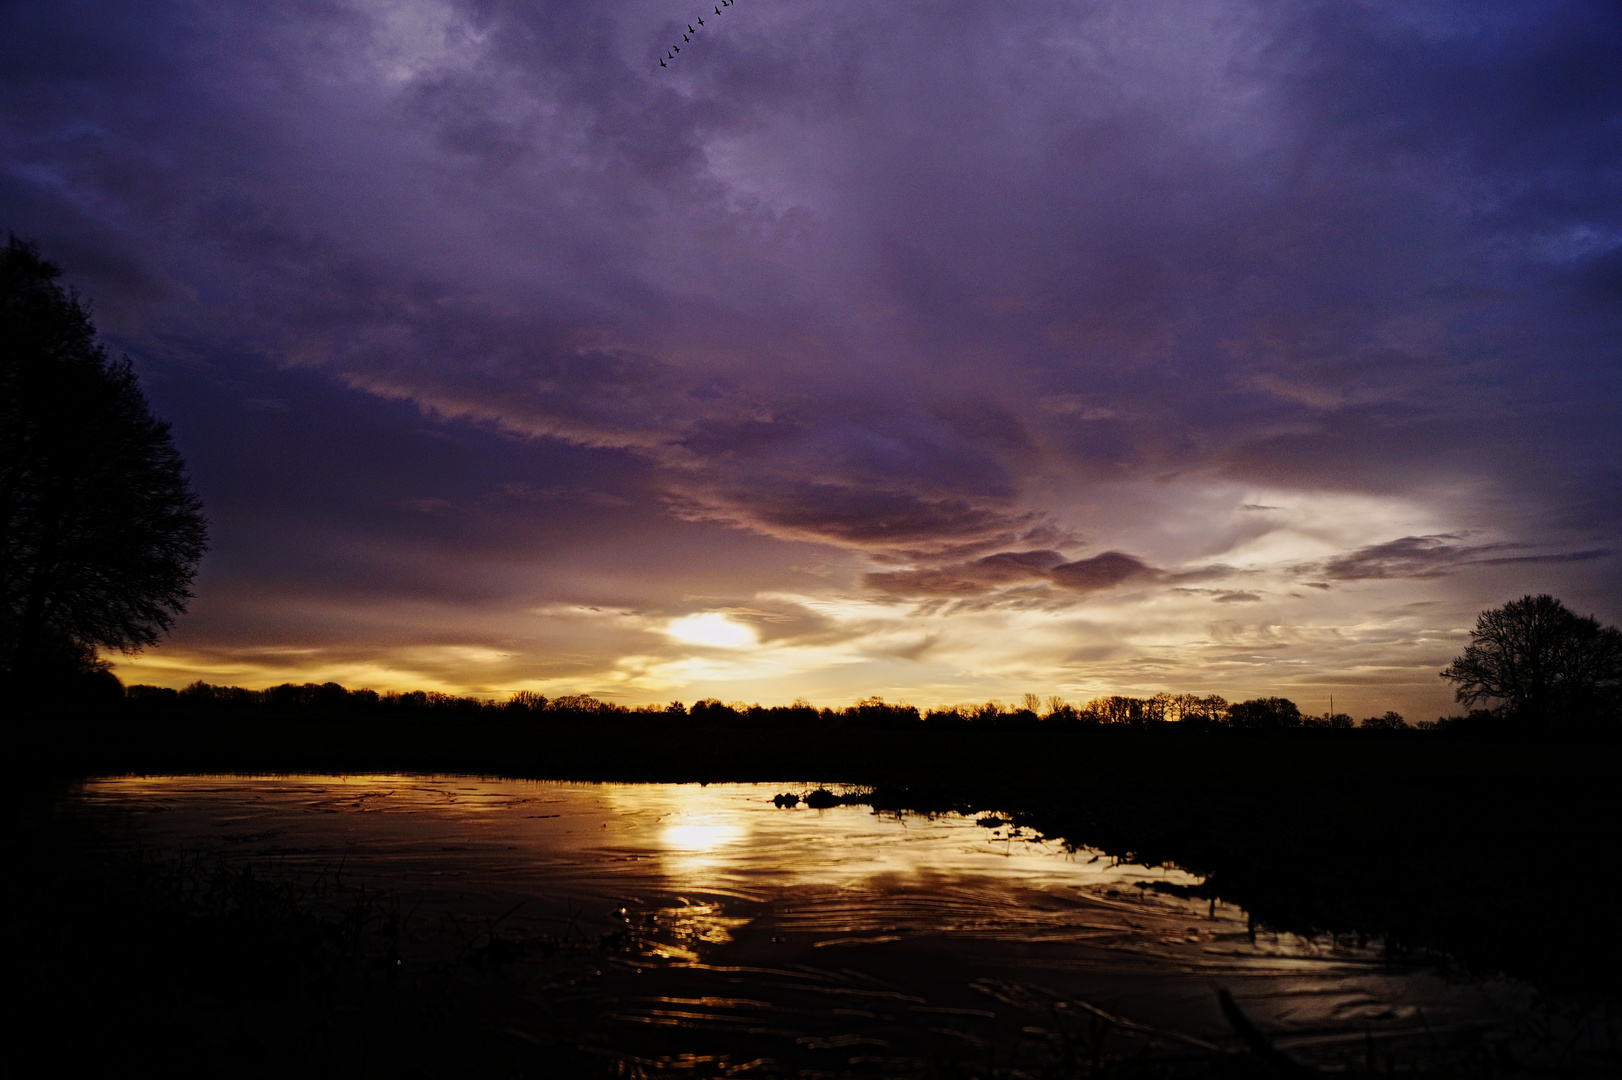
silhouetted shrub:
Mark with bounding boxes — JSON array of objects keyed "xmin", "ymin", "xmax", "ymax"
[
  {"xmin": 126, "ymin": 684, "xmax": 180, "ymax": 706},
  {"xmin": 1421, "ymin": 709, "xmax": 1500, "ymax": 733}
]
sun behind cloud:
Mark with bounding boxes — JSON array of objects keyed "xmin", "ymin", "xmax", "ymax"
[{"xmin": 666, "ymin": 613, "xmax": 759, "ymax": 650}]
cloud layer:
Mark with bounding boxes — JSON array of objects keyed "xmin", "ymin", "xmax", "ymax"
[{"xmin": 3, "ymin": 0, "xmax": 1618, "ymax": 715}]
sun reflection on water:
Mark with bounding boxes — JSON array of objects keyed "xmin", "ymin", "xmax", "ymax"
[
  {"xmin": 660, "ymin": 819, "xmax": 746, "ymax": 854},
  {"xmin": 68, "ymin": 775, "xmax": 1570, "ymax": 1073},
  {"xmin": 648, "ymin": 789, "xmax": 754, "ymax": 887}
]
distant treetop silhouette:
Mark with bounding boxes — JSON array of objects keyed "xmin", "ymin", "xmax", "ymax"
[{"xmin": 1, "ymin": 237, "xmax": 207, "ymax": 696}]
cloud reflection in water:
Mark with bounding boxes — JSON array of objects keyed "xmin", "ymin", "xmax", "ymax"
[{"xmin": 68, "ymin": 775, "xmax": 1555, "ymax": 1071}]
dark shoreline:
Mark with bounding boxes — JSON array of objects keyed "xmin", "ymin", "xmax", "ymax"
[{"xmin": 15, "ymin": 713, "xmax": 1621, "ymax": 999}]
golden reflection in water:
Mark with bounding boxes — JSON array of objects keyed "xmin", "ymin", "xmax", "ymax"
[
  {"xmin": 602, "ymin": 785, "xmax": 762, "ymax": 955},
  {"xmin": 80, "ymin": 776, "xmax": 1210, "ymax": 922},
  {"xmin": 647, "ymin": 787, "xmax": 752, "ymax": 881},
  {"xmin": 660, "ymin": 819, "xmax": 747, "ymax": 857},
  {"xmin": 68, "ymin": 776, "xmax": 1566, "ymax": 1071},
  {"xmin": 637, "ymin": 901, "xmax": 754, "ymax": 960}
]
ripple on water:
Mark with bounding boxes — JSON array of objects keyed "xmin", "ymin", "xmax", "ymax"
[{"xmin": 69, "ymin": 776, "xmax": 1564, "ymax": 1073}]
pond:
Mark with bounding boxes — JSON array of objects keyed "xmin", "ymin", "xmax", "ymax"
[{"xmin": 69, "ymin": 775, "xmax": 1573, "ymax": 1075}]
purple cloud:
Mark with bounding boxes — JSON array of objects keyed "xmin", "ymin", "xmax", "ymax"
[
  {"xmin": 3, "ymin": 0, "xmax": 1619, "ymax": 704},
  {"xmin": 1318, "ymin": 536, "xmax": 1611, "ymax": 581}
]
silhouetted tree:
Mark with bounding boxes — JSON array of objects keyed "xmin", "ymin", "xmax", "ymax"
[
  {"xmin": 923, "ymin": 704, "xmax": 973, "ymax": 729},
  {"xmin": 848, "ymin": 696, "xmax": 922, "ymax": 728},
  {"xmin": 1042, "ymin": 701, "xmax": 1081, "ymax": 728},
  {"xmin": 1088, "ymin": 695, "xmax": 1146, "ymax": 724},
  {"xmin": 1174, "ymin": 693, "xmax": 1227, "ymax": 727},
  {"xmin": 1441, "ymin": 595, "xmax": 1622, "ymax": 726},
  {"xmin": 1226, "ymin": 697, "xmax": 1302, "ymax": 731},
  {"xmin": 689, "ymin": 698, "xmax": 739, "ymax": 724},
  {"xmin": 1, "ymin": 238, "xmax": 207, "ymax": 695}
]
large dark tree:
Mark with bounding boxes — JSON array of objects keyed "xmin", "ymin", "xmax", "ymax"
[
  {"xmin": 1441, "ymin": 595, "xmax": 1622, "ymax": 726},
  {"xmin": 1, "ymin": 237, "xmax": 207, "ymax": 693}
]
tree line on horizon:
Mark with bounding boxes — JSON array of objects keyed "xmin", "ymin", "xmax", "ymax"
[
  {"xmin": 106, "ymin": 591, "xmax": 1622, "ymax": 736},
  {"xmin": 120, "ymin": 678, "xmax": 1433, "ymax": 733}
]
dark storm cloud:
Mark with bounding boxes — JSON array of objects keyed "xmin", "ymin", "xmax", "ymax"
[
  {"xmin": 2, "ymin": 0, "xmax": 1618, "ymax": 604},
  {"xmin": 1317, "ymin": 535, "xmax": 1611, "ymax": 581},
  {"xmin": 864, "ymin": 548, "xmax": 1235, "ymax": 598},
  {"xmin": 1320, "ymin": 535, "xmax": 1503, "ymax": 580},
  {"xmin": 1049, "ymin": 552, "xmax": 1160, "ymax": 594},
  {"xmin": 674, "ymin": 483, "xmax": 1058, "ymax": 561}
]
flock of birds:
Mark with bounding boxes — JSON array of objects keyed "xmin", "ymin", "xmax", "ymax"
[{"xmin": 659, "ymin": 0, "xmax": 741, "ymax": 68}]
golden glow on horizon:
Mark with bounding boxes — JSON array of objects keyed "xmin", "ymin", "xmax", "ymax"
[
  {"xmin": 109, "ymin": 649, "xmax": 479, "ymax": 697},
  {"xmin": 106, "ymin": 487, "xmax": 1507, "ymax": 719}
]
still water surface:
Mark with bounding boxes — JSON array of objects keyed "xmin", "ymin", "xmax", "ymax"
[{"xmin": 76, "ymin": 776, "xmax": 1546, "ymax": 1073}]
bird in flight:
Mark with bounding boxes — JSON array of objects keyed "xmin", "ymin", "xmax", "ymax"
[{"xmin": 660, "ymin": 0, "xmax": 742, "ymax": 70}]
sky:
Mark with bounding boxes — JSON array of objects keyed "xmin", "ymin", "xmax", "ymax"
[{"xmin": 3, "ymin": 0, "xmax": 1618, "ymax": 718}]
